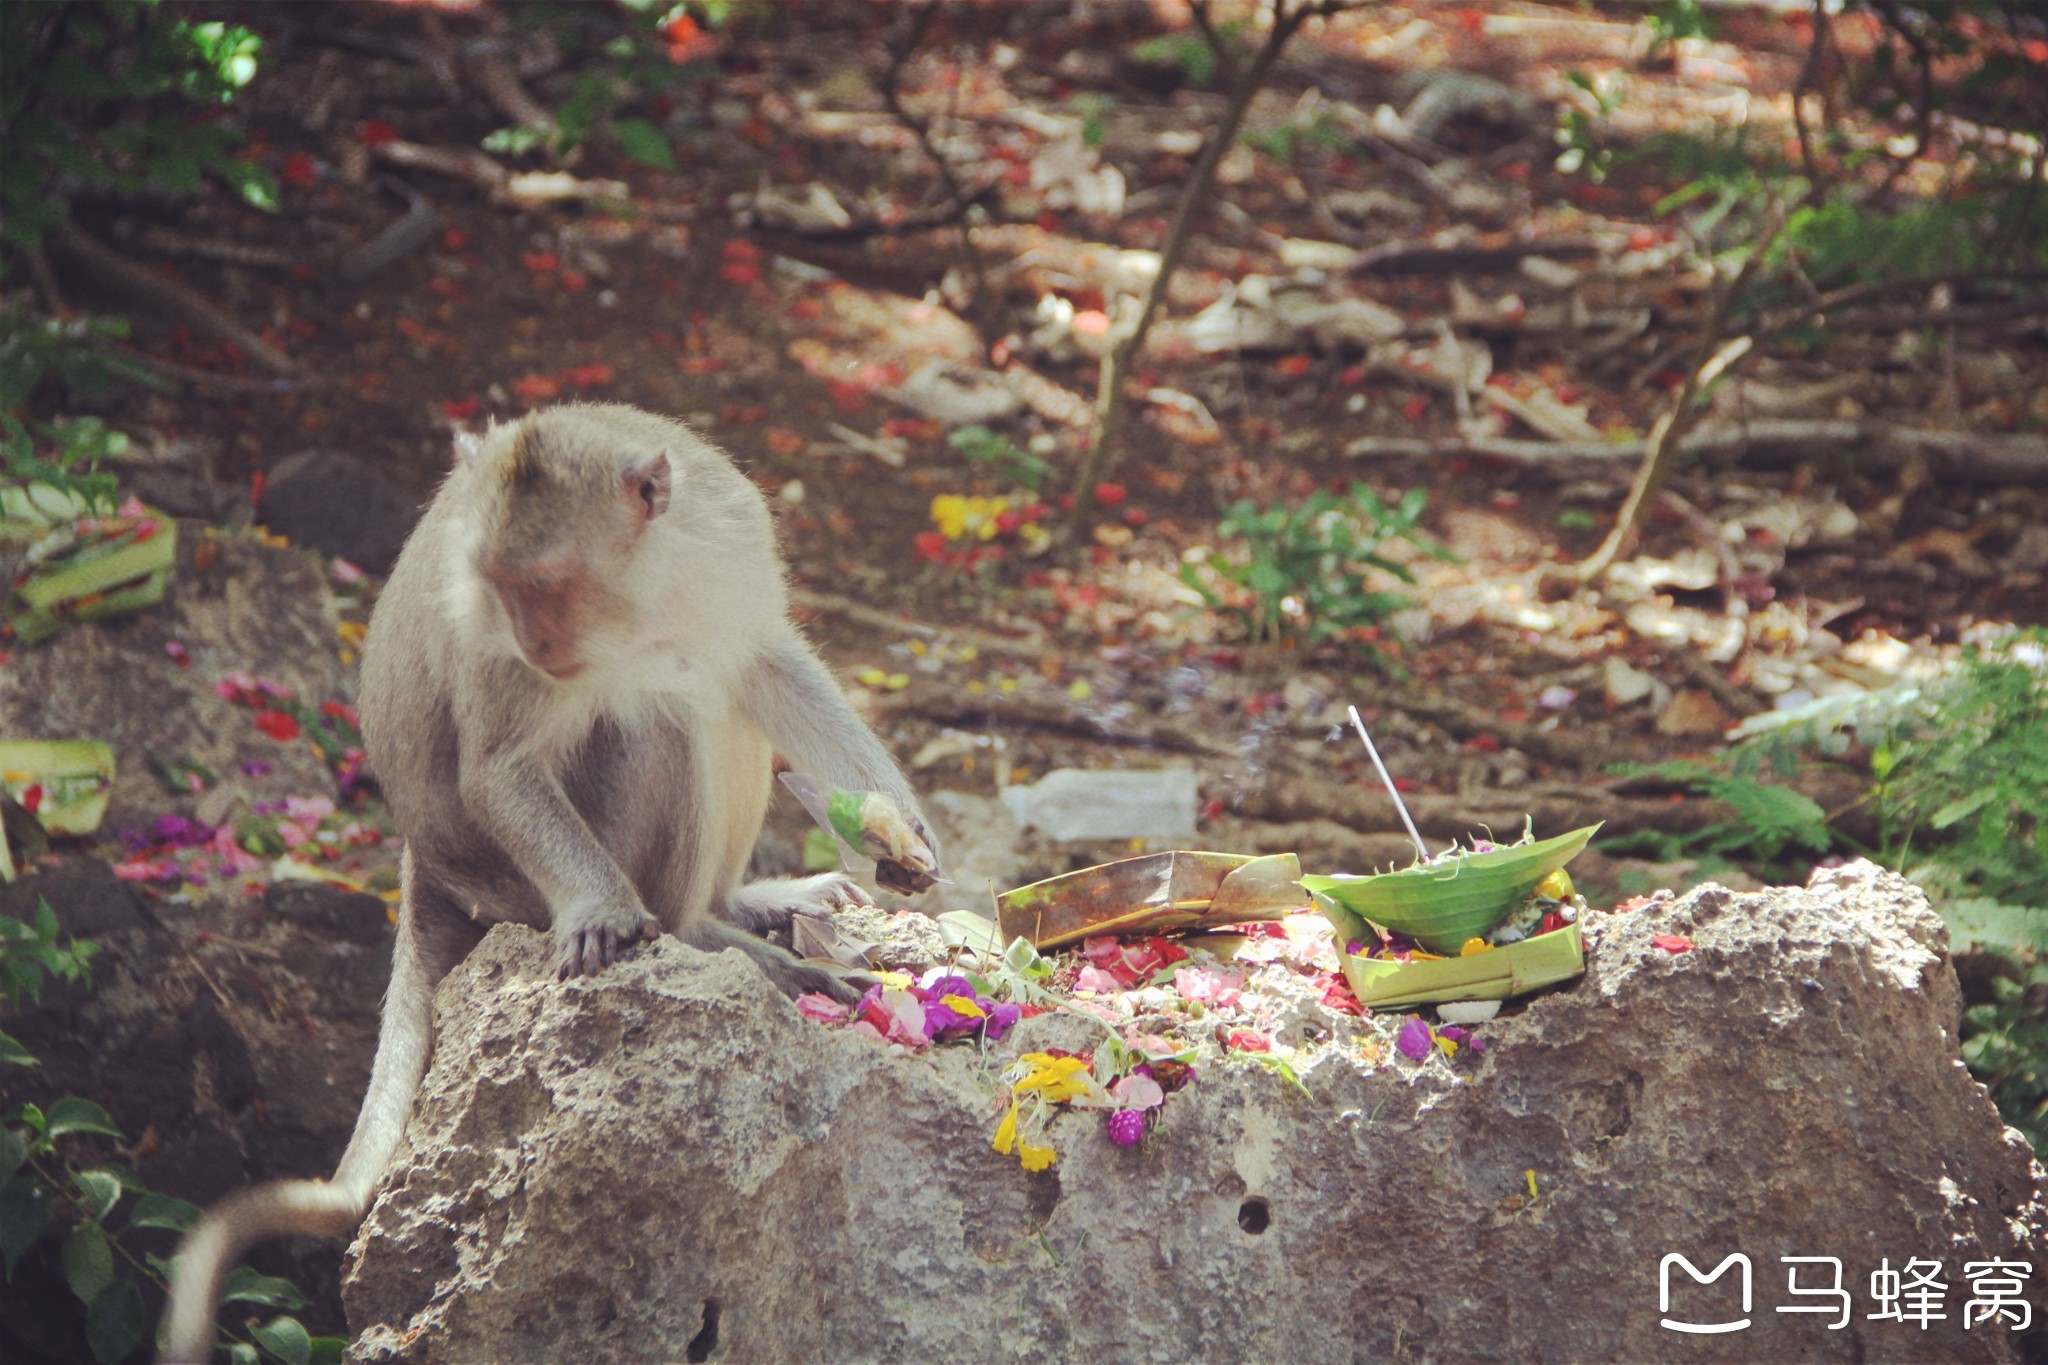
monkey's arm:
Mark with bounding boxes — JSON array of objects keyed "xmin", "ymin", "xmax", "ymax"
[
  {"xmin": 743, "ymin": 633, "xmax": 927, "ymax": 821},
  {"xmin": 460, "ymin": 740, "xmax": 659, "ymax": 977}
]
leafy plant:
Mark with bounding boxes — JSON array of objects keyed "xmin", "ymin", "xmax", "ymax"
[
  {"xmin": 490, "ymin": 0, "xmax": 735, "ymax": 169},
  {"xmin": 947, "ymin": 425, "xmax": 1052, "ymax": 493},
  {"xmin": 1608, "ymin": 630, "xmax": 2048, "ymax": 1149},
  {"xmin": 2, "ymin": 903, "xmax": 337, "ymax": 1363},
  {"xmin": 2, "ymin": 412, "xmax": 129, "ymax": 520},
  {"xmin": 1181, "ymin": 484, "xmax": 1449, "ymax": 649},
  {"xmin": 0, "ymin": 0, "xmax": 276, "ymax": 260},
  {"xmin": 0, "ymin": 307, "xmax": 165, "ymax": 416},
  {"xmin": 1602, "ymin": 760, "xmax": 1837, "ymax": 880}
]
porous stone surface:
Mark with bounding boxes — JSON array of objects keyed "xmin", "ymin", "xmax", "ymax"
[{"xmin": 343, "ymin": 863, "xmax": 2048, "ymax": 1363}]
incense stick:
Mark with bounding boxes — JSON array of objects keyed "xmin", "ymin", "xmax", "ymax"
[{"xmin": 1348, "ymin": 704, "xmax": 1429, "ymax": 862}]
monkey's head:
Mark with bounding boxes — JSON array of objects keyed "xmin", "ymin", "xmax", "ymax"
[{"xmin": 468, "ymin": 413, "xmax": 672, "ymax": 682}]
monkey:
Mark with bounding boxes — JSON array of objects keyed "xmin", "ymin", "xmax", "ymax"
[{"xmin": 158, "ymin": 403, "xmax": 933, "ymax": 1362}]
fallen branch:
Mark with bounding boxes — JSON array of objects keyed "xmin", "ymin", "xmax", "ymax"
[
  {"xmin": 1568, "ymin": 192, "xmax": 1789, "ymax": 584},
  {"xmin": 790, "ymin": 588, "xmax": 1048, "ymax": 661},
  {"xmin": 48, "ymin": 221, "xmax": 301, "ymax": 379},
  {"xmin": 1343, "ymin": 420, "xmax": 2048, "ymax": 485}
]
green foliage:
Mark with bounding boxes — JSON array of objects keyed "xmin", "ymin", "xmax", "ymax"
[
  {"xmin": 1612, "ymin": 630, "xmax": 2048, "ymax": 1150},
  {"xmin": 1243, "ymin": 110, "xmax": 1349, "ymax": 165},
  {"xmin": 0, "ymin": 0, "xmax": 276, "ymax": 259},
  {"xmin": 0, "ymin": 905, "xmax": 337, "ymax": 1362},
  {"xmin": 1181, "ymin": 484, "xmax": 1450, "ymax": 650},
  {"xmin": 0, "ymin": 307, "xmax": 166, "ymax": 415},
  {"xmin": 2, "ymin": 411, "xmax": 130, "ymax": 519},
  {"xmin": 1554, "ymin": 70, "xmax": 1625, "ymax": 179},
  {"xmin": 1962, "ymin": 966, "xmax": 2048, "ymax": 1154},
  {"xmin": 494, "ymin": 0, "xmax": 732, "ymax": 169},
  {"xmin": 1133, "ymin": 31, "xmax": 1226, "ymax": 88},
  {"xmin": 1602, "ymin": 760, "xmax": 1836, "ymax": 880},
  {"xmin": 947, "ymin": 425, "xmax": 1052, "ymax": 493}
]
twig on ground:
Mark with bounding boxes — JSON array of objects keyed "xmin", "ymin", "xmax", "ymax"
[
  {"xmin": 1342, "ymin": 421, "xmax": 2048, "ymax": 485},
  {"xmin": 1073, "ymin": 0, "xmax": 1367, "ymax": 521},
  {"xmin": 48, "ymin": 220, "xmax": 301, "ymax": 379}
]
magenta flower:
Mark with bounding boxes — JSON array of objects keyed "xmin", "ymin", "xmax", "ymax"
[
  {"xmin": 1106, "ymin": 1109, "xmax": 1145, "ymax": 1147},
  {"xmin": 1395, "ymin": 1015, "xmax": 1434, "ymax": 1061},
  {"xmin": 982, "ymin": 1001, "xmax": 1022, "ymax": 1041}
]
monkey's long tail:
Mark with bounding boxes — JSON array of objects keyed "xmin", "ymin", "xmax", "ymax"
[{"xmin": 159, "ymin": 853, "xmax": 435, "ymax": 1364}]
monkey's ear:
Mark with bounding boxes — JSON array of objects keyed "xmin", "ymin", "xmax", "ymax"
[
  {"xmin": 453, "ymin": 429, "xmax": 484, "ymax": 464},
  {"xmin": 627, "ymin": 452, "xmax": 671, "ymax": 520}
]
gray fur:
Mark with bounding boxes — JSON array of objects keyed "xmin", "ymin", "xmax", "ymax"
[{"xmin": 159, "ymin": 404, "xmax": 926, "ymax": 1362}]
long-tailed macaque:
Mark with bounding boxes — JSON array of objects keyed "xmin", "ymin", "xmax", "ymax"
[{"xmin": 159, "ymin": 403, "xmax": 930, "ymax": 1362}]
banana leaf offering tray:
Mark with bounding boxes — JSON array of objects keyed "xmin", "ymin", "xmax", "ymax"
[
  {"xmin": 1306, "ymin": 824, "xmax": 1600, "ymax": 1010},
  {"xmin": 997, "ymin": 850, "xmax": 1309, "ymax": 950}
]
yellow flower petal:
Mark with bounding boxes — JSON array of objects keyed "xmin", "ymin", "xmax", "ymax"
[
  {"xmin": 991, "ymin": 1103, "xmax": 1019, "ymax": 1156},
  {"xmin": 941, "ymin": 994, "xmax": 986, "ymax": 1019},
  {"xmin": 1018, "ymin": 1142, "xmax": 1057, "ymax": 1172},
  {"xmin": 1459, "ymin": 938, "xmax": 1492, "ymax": 957}
]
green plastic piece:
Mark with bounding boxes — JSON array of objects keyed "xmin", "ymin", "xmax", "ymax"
[{"xmin": 826, "ymin": 788, "xmax": 870, "ymax": 849}]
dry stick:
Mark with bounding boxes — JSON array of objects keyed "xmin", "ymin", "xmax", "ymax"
[
  {"xmin": 1072, "ymin": 0, "xmax": 1363, "ymax": 521},
  {"xmin": 878, "ymin": 1, "xmax": 998, "ymax": 354},
  {"xmin": 48, "ymin": 220, "xmax": 301, "ymax": 379},
  {"xmin": 1566, "ymin": 202, "xmax": 1792, "ymax": 584}
]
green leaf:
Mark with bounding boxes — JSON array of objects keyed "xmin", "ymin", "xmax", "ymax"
[
  {"xmin": 612, "ymin": 117, "xmax": 675, "ymax": 169},
  {"xmin": 72, "ymin": 1168, "xmax": 124, "ymax": 1223},
  {"xmin": 935, "ymin": 910, "xmax": 1005, "ymax": 958},
  {"xmin": 0, "ymin": 1030, "xmax": 35, "ymax": 1067},
  {"xmin": 223, "ymin": 1264, "xmax": 313, "ymax": 1310},
  {"xmin": 86, "ymin": 1277, "xmax": 147, "ymax": 1365},
  {"xmin": 0, "ymin": 1127, "xmax": 24, "ymax": 1183},
  {"xmin": 147, "ymin": 148, "xmax": 203, "ymax": 193},
  {"xmin": 45, "ymin": 1097, "xmax": 122, "ymax": 1142},
  {"xmin": 1930, "ymin": 788, "xmax": 1998, "ymax": 831},
  {"xmin": 250, "ymin": 1314, "xmax": 313, "ymax": 1365},
  {"xmin": 0, "ymin": 1174, "xmax": 54, "ymax": 1277},
  {"xmin": 307, "ymin": 1336, "xmax": 347, "ymax": 1365},
  {"xmin": 229, "ymin": 1343, "xmax": 260, "ymax": 1365},
  {"xmin": 62, "ymin": 1219, "xmax": 114, "ymax": 1303},
  {"xmin": 127, "ymin": 1192, "xmax": 203, "ymax": 1233}
]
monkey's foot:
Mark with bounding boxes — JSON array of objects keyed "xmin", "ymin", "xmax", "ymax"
[
  {"xmin": 724, "ymin": 873, "xmax": 874, "ymax": 935},
  {"xmin": 553, "ymin": 902, "xmax": 661, "ymax": 979},
  {"xmin": 691, "ymin": 919, "xmax": 866, "ymax": 1002}
]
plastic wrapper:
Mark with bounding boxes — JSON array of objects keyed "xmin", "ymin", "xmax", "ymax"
[{"xmin": 778, "ymin": 771, "xmax": 943, "ymax": 895}]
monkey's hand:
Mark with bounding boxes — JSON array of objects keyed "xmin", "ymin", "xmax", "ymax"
[
  {"xmin": 553, "ymin": 894, "xmax": 661, "ymax": 979},
  {"xmin": 726, "ymin": 873, "xmax": 874, "ymax": 935}
]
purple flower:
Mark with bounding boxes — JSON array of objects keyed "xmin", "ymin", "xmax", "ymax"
[
  {"xmin": 923, "ymin": 997, "xmax": 977, "ymax": 1038},
  {"xmin": 924, "ymin": 974, "xmax": 973, "ymax": 1001},
  {"xmin": 150, "ymin": 814, "xmax": 214, "ymax": 848},
  {"xmin": 240, "ymin": 761, "xmax": 273, "ymax": 778},
  {"xmin": 1439, "ymin": 1026, "xmax": 1486, "ymax": 1055},
  {"xmin": 1106, "ymin": 1110, "xmax": 1145, "ymax": 1147},
  {"xmin": 981, "ymin": 1001, "xmax": 1022, "ymax": 1042},
  {"xmin": 1395, "ymin": 1015, "xmax": 1434, "ymax": 1062}
]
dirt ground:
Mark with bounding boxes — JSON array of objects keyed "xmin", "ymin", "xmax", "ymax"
[{"xmin": 31, "ymin": 0, "xmax": 2048, "ymax": 892}]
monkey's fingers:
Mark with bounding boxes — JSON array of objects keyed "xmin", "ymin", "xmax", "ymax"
[{"xmin": 555, "ymin": 915, "xmax": 660, "ymax": 979}]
